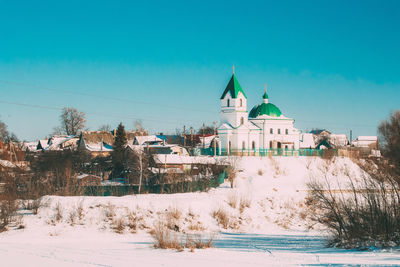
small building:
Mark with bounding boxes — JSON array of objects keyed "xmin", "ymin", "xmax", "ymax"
[
  {"xmin": 299, "ymin": 133, "xmax": 316, "ymax": 149},
  {"xmin": 78, "ymin": 131, "xmax": 115, "ymax": 157},
  {"xmin": 77, "ymin": 174, "xmax": 102, "ymax": 186}
]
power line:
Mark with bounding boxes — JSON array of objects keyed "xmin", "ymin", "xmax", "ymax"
[
  {"xmin": 0, "ymin": 79, "xmax": 216, "ymax": 114},
  {"xmin": 0, "ymin": 99, "xmax": 198, "ymax": 126}
]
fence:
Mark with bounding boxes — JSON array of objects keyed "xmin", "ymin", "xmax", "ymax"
[
  {"xmin": 199, "ymin": 148, "xmax": 338, "ymax": 157},
  {"xmin": 84, "ymin": 172, "xmax": 226, "ymax": 196}
]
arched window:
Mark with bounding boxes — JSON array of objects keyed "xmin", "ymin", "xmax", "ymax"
[
  {"xmin": 285, "ymin": 129, "xmax": 289, "ymax": 135},
  {"xmin": 252, "ymin": 141, "xmax": 256, "ymax": 150},
  {"xmin": 240, "ymin": 99, "xmax": 242, "ymax": 107},
  {"xmin": 227, "ymin": 99, "xmax": 230, "ymax": 107},
  {"xmin": 240, "ymin": 117, "xmax": 244, "ymax": 125},
  {"xmin": 242, "ymin": 141, "xmax": 246, "ymax": 150},
  {"xmin": 228, "ymin": 141, "xmax": 232, "ymax": 154},
  {"xmin": 269, "ymin": 141, "xmax": 273, "ymax": 149},
  {"xmin": 278, "ymin": 129, "xmax": 281, "ymax": 135},
  {"xmin": 270, "ymin": 128, "xmax": 273, "ymax": 134}
]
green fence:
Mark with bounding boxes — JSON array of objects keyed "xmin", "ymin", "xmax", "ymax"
[
  {"xmin": 84, "ymin": 172, "xmax": 226, "ymax": 197},
  {"xmin": 199, "ymin": 148, "xmax": 337, "ymax": 157}
]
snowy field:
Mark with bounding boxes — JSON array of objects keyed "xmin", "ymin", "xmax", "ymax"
[{"xmin": 1, "ymin": 156, "xmax": 400, "ymax": 266}]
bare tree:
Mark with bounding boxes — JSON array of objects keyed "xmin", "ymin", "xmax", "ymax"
[
  {"xmin": 378, "ymin": 110, "xmax": 400, "ymax": 169},
  {"xmin": 59, "ymin": 107, "xmax": 86, "ymax": 136},
  {"xmin": 134, "ymin": 120, "xmax": 144, "ymax": 132},
  {"xmin": 0, "ymin": 120, "xmax": 18, "ymax": 143},
  {"xmin": 98, "ymin": 124, "xmax": 112, "ymax": 132}
]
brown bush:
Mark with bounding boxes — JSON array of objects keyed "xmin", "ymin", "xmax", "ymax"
[
  {"xmin": 212, "ymin": 208, "xmax": 230, "ymax": 229},
  {"xmin": 151, "ymin": 221, "xmax": 183, "ymax": 250}
]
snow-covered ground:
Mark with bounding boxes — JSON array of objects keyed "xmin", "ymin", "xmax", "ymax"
[{"xmin": 2, "ymin": 156, "xmax": 399, "ymax": 266}]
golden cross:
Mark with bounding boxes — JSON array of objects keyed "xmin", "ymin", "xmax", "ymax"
[
  {"xmin": 265, "ymin": 83, "xmax": 267, "ymax": 93},
  {"xmin": 232, "ymin": 65, "xmax": 235, "ymax": 75}
]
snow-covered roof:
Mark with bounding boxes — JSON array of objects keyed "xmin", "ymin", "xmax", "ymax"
[
  {"xmin": 0, "ymin": 159, "xmax": 16, "ymax": 168},
  {"xmin": 37, "ymin": 140, "xmax": 49, "ymax": 150},
  {"xmin": 134, "ymin": 135, "xmax": 163, "ymax": 145},
  {"xmin": 356, "ymin": 136, "xmax": 378, "ymax": 141},
  {"xmin": 299, "ymin": 133, "xmax": 315, "ymax": 149},
  {"xmin": 45, "ymin": 135, "xmax": 78, "ymax": 151},
  {"xmin": 85, "ymin": 143, "xmax": 113, "ymax": 152},
  {"xmin": 22, "ymin": 141, "xmax": 39, "ymax": 151},
  {"xmin": 330, "ymin": 134, "xmax": 348, "ymax": 147},
  {"xmin": 152, "ymin": 154, "xmax": 220, "ymax": 165}
]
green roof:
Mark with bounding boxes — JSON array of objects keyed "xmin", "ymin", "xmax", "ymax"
[
  {"xmin": 220, "ymin": 74, "xmax": 247, "ymax": 99},
  {"xmin": 249, "ymin": 103, "xmax": 282, "ymax": 118},
  {"xmin": 262, "ymin": 91, "xmax": 269, "ymax": 99}
]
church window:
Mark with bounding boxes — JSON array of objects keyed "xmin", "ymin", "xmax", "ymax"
[
  {"xmin": 240, "ymin": 117, "xmax": 244, "ymax": 125},
  {"xmin": 252, "ymin": 141, "xmax": 255, "ymax": 150},
  {"xmin": 242, "ymin": 141, "xmax": 246, "ymax": 150},
  {"xmin": 285, "ymin": 129, "xmax": 289, "ymax": 135},
  {"xmin": 270, "ymin": 128, "xmax": 273, "ymax": 134},
  {"xmin": 227, "ymin": 99, "xmax": 230, "ymax": 107},
  {"xmin": 269, "ymin": 141, "xmax": 273, "ymax": 149},
  {"xmin": 240, "ymin": 99, "xmax": 243, "ymax": 107},
  {"xmin": 278, "ymin": 129, "xmax": 281, "ymax": 135}
]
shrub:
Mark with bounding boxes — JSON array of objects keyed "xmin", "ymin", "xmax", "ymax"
[
  {"xmin": 307, "ymin": 159, "xmax": 400, "ymax": 248},
  {"xmin": 0, "ymin": 200, "xmax": 18, "ymax": 232}
]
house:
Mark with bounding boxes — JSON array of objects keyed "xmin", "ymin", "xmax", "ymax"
[
  {"xmin": 45, "ymin": 135, "xmax": 79, "ymax": 151},
  {"xmin": 78, "ymin": 131, "xmax": 114, "ymax": 157},
  {"xmin": 299, "ymin": 133, "xmax": 316, "ymax": 149},
  {"xmin": 352, "ymin": 136, "xmax": 379, "ymax": 149},
  {"xmin": 37, "ymin": 139, "xmax": 49, "ymax": 150}
]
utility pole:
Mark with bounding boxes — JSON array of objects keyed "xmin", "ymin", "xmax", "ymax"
[
  {"xmin": 190, "ymin": 127, "xmax": 193, "ymax": 148},
  {"xmin": 183, "ymin": 125, "xmax": 186, "ymax": 147},
  {"xmin": 202, "ymin": 123, "xmax": 205, "ymax": 149},
  {"xmin": 213, "ymin": 121, "xmax": 217, "ymax": 156}
]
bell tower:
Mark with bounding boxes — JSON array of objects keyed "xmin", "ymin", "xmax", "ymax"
[{"xmin": 220, "ymin": 68, "xmax": 248, "ymax": 128}]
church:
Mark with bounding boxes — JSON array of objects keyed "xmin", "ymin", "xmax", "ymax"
[{"xmin": 217, "ymin": 72, "xmax": 300, "ymax": 155}]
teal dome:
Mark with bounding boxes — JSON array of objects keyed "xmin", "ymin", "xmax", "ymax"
[{"xmin": 249, "ymin": 103, "xmax": 282, "ymax": 118}]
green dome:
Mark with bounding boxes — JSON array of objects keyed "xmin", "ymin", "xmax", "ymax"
[{"xmin": 249, "ymin": 103, "xmax": 282, "ymax": 118}]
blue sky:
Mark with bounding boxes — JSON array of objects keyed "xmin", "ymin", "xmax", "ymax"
[{"xmin": 0, "ymin": 0, "xmax": 399, "ymax": 141}]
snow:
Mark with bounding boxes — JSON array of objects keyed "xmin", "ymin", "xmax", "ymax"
[{"xmin": 1, "ymin": 156, "xmax": 397, "ymax": 266}]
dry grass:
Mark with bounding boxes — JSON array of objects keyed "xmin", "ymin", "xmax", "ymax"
[
  {"xmin": 151, "ymin": 221, "xmax": 183, "ymax": 250},
  {"xmin": 227, "ymin": 192, "xmax": 238, "ymax": 209},
  {"xmin": 212, "ymin": 208, "xmax": 230, "ymax": 229},
  {"xmin": 188, "ymin": 221, "xmax": 206, "ymax": 232},
  {"xmin": 104, "ymin": 203, "xmax": 116, "ymax": 220},
  {"xmin": 165, "ymin": 206, "xmax": 182, "ymax": 231},
  {"xmin": 151, "ymin": 221, "xmax": 213, "ymax": 251},
  {"xmin": 54, "ymin": 202, "xmax": 63, "ymax": 222},
  {"xmin": 127, "ymin": 211, "xmax": 138, "ymax": 233},
  {"xmin": 112, "ymin": 217, "xmax": 126, "ymax": 234},
  {"xmin": 239, "ymin": 196, "xmax": 251, "ymax": 213},
  {"xmin": 185, "ymin": 234, "xmax": 214, "ymax": 249}
]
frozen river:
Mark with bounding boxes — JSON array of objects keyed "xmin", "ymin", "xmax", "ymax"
[{"xmin": 2, "ymin": 231, "xmax": 400, "ymax": 266}]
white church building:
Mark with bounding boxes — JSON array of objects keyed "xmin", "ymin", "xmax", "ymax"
[{"xmin": 217, "ymin": 73, "xmax": 300, "ymax": 155}]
